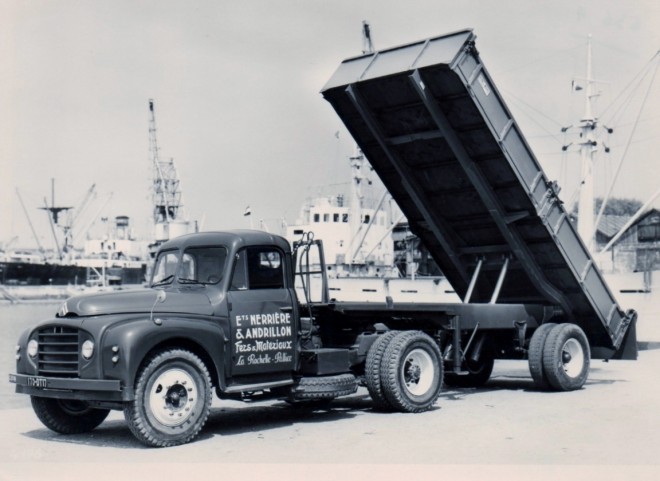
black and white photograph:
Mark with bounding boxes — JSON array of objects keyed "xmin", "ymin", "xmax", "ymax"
[{"xmin": 1, "ymin": 1, "xmax": 658, "ymax": 480}]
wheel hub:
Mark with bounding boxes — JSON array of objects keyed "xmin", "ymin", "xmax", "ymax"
[
  {"xmin": 166, "ymin": 386, "xmax": 186, "ymax": 408},
  {"xmin": 406, "ymin": 364, "xmax": 422, "ymax": 383},
  {"xmin": 402, "ymin": 348, "xmax": 435, "ymax": 396},
  {"xmin": 149, "ymin": 368, "xmax": 197, "ymax": 427},
  {"xmin": 561, "ymin": 338, "xmax": 585, "ymax": 378}
]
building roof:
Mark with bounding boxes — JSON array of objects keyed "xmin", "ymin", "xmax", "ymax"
[{"xmin": 596, "ymin": 215, "xmax": 632, "ymax": 238}]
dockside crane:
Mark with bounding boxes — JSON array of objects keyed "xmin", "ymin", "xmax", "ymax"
[{"xmin": 148, "ymin": 99, "xmax": 191, "ymax": 248}]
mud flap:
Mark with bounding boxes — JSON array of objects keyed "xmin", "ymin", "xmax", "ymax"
[
  {"xmin": 592, "ymin": 313, "xmax": 638, "ymax": 360},
  {"xmin": 611, "ymin": 314, "xmax": 638, "ymax": 360}
]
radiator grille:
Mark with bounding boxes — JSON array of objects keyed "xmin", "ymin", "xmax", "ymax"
[{"xmin": 37, "ymin": 326, "xmax": 80, "ymax": 377}]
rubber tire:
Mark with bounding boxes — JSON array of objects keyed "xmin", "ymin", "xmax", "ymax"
[
  {"xmin": 291, "ymin": 374, "xmax": 358, "ymax": 401},
  {"xmin": 124, "ymin": 349, "xmax": 212, "ymax": 447},
  {"xmin": 542, "ymin": 323, "xmax": 591, "ymax": 391},
  {"xmin": 364, "ymin": 331, "xmax": 399, "ymax": 410},
  {"xmin": 444, "ymin": 355, "xmax": 494, "ymax": 388},
  {"xmin": 31, "ymin": 397, "xmax": 110, "ymax": 434},
  {"xmin": 528, "ymin": 323, "xmax": 557, "ymax": 390},
  {"xmin": 380, "ymin": 331, "xmax": 443, "ymax": 413}
]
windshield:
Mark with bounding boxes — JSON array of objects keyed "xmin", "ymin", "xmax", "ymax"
[
  {"xmin": 151, "ymin": 250, "xmax": 179, "ymax": 286},
  {"xmin": 152, "ymin": 246, "xmax": 228, "ymax": 287}
]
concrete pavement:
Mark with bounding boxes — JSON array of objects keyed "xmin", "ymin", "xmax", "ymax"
[{"xmin": 1, "ymin": 349, "xmax": 659, "ymax": 480}]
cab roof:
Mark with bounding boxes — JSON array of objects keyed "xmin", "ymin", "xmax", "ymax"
[{"xmin": 157, "ymin": 230, "xmax": 292, "ymax": 254}]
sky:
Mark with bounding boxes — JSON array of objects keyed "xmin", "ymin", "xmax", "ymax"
[{"xmin": 1, "ymin": 0, "xmax": 658, "ymax": 250}]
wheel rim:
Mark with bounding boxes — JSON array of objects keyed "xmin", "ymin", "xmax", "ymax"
[
  {"xmin": 561, "ymin": 338, "xmax": 585, "ymax": 378},
  {"xmin": 401, "ymin": 348, "xmax": 435, "ymax": 396},
  {"xmin": 149, "ymin": 368, "xmax": 197, "ymax": 427}
]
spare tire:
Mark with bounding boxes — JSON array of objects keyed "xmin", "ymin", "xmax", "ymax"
[{"xmin": 290, "ymin": 374, "xmax": 358, "ymax": 401}]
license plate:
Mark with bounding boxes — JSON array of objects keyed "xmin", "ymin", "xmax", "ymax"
[{"xmin": 27, "ymin": 376, "xmax": 48, "ymax": 388}]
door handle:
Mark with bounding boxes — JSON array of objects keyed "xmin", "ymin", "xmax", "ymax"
[{"xmin": 280, "ymin": 306, "xmax": 293, "ymax": 313}]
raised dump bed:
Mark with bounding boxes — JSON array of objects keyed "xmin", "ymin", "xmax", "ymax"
[{"xmin": 321, "ymin": 29, "xmax": 636, "ymax": 355}]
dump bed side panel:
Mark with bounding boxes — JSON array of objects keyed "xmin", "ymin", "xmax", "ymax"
[{"xmin": 321, "ymin": 30, "xmax": 634, "ymax": 349}]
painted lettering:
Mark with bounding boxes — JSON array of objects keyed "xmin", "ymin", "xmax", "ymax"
[
  {"xmin": 233, "ymin": 309, "xmax": 295, "ymax": 371},
  {"xmin": 274, "ymin": 352, "xmax": 293, "ymax": 363}
]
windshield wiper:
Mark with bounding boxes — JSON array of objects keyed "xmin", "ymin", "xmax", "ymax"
[
  {"xmin": 151, "ymin": 274, "xmax": 174, "ymax": 287},
  {"xmin": 178, "ymin": 278, "xmax": 205, "ymax": 285}
]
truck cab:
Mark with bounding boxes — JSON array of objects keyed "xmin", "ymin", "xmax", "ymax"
[
  {"xmin": 11, "ymin": 230, "xmax": 358, "ymax": 447},
  {"xmin": 151, "ymin": 231, "xmax": 300, "ymax": 384}
]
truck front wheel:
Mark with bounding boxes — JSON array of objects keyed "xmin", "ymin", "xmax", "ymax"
[
  {"xmin": 380, "ymin": 331, "xmax": 443, "ymax": 413},
  {"xmin": 31, "ymin": 397, "xmax": 110, "ymax": 434},
  {"xmin": 124, "ymin": 349, "xmax": 212, "ymax": 447}
]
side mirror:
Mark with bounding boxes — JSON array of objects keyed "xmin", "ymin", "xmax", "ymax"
[{"xmin": 150, "ymin": 290, "xmax": 167, "ymax": 325}]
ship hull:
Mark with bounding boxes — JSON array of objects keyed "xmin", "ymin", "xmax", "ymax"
[{"xmin": 0, "ymin": 261, "xmax": 145, "ymax": 286}]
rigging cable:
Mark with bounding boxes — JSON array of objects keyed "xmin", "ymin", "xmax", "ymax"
[{"xmin": 593, "ymin": 52, "xmax": 659, "ymax": 233}]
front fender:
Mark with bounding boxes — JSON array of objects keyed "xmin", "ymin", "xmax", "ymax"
[{"xmin": 102, "ymin": 316, "xmax": 228, "ymax": 399}]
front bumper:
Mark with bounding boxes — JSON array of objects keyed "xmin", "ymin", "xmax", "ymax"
[{"xmin": 9, "ymin": 373, "xmax": 128, "ymax": 402}]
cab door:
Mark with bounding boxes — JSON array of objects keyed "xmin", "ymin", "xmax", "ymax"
[{"xmin": 227, "ymin": 246, "xmax": 297, "ymax": 377}]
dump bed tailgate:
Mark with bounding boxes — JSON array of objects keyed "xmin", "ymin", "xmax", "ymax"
[{"xmin": 321, "ymin": 29, "xmax": 635, "ymax": 350}]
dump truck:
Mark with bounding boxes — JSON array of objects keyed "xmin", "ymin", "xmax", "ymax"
[{"xmin": 10, "ymin": 29, "xmax": 637, "ymax": 447}]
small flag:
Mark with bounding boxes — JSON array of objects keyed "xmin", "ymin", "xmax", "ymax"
[
  {"xmin": 571, "ymin": 80, "xmax": 583, "ymax": 91},
  {"xmin": 244, "ymin": 206, "xmax": 251, "ymax": 216}
]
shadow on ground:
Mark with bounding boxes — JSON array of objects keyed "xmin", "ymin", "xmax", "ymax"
[
  {"xmin": 20, "ymin": 392, "xmax": 377, "ymax": 448},
  {"xmin": 19, "ymin": 371, "xmax": 624, "ymax": 448}
]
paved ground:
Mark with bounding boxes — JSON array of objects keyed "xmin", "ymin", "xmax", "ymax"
[
  {"xmin": 1, "ymin": 348, "xmax": 659, "ymax": 481},
  {"xmin": 2, "ymin": 289, "xmax": 658, "ymax": 480}
]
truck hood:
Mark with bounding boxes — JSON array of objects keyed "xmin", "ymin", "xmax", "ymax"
[{"xmin": 58, "ymin": 288, "xmax": 214, "ymax": 317}]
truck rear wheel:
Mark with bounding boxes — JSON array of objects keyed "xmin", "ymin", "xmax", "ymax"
[
  {"xmin": 380, "ymin": 331, "xmax": 443, "ymax": 413},
  {"xmin": 31, "ymin": 397, "xmax": 110, "ymax": 434},
  {"xmin": 124, "ymin": 349, "xmax": 212, "ymax": 447},
  {"xmin": 527, "ymin": 323, "xmax": 557, "ymax": 390},
  {"xmin": 364, "ymin": 331, "xmax": 399, "ymax": 410},
  {"xmin": 542, "ymin": 323, "xmax": 590, "ymax": 391}
]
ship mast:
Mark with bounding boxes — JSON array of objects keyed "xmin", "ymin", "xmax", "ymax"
[
  {"xmin": 576, "ymin": 35, "xmax": 598, "ymax": 249},
  {"xmin": 148, "ymin": 99, "xmax": 190, "ymax": 245},
  {"xmin": 38, "ymin": 178, "xmax": 72, "ymax": 260},
  {"xmin": 347, "ymin": 22, "xmax": 376, "ymax": 264},
  {"xmin": 562, "ymin": 35, "xmax": 611, "ymax": 251}
]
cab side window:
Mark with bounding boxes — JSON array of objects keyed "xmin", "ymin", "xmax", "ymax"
[{"xmin": 230, "ymin": 247, "xmax": 284, "ymax": 290}]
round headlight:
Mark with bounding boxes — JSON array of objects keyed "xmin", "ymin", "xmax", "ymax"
[
  {"xmin": 27, "ymin": 340, "xmax": 39, "ymax": 358},
  {"xmin": 81, "ymin": 340, "xmax": 95, "ymax": 360}
]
